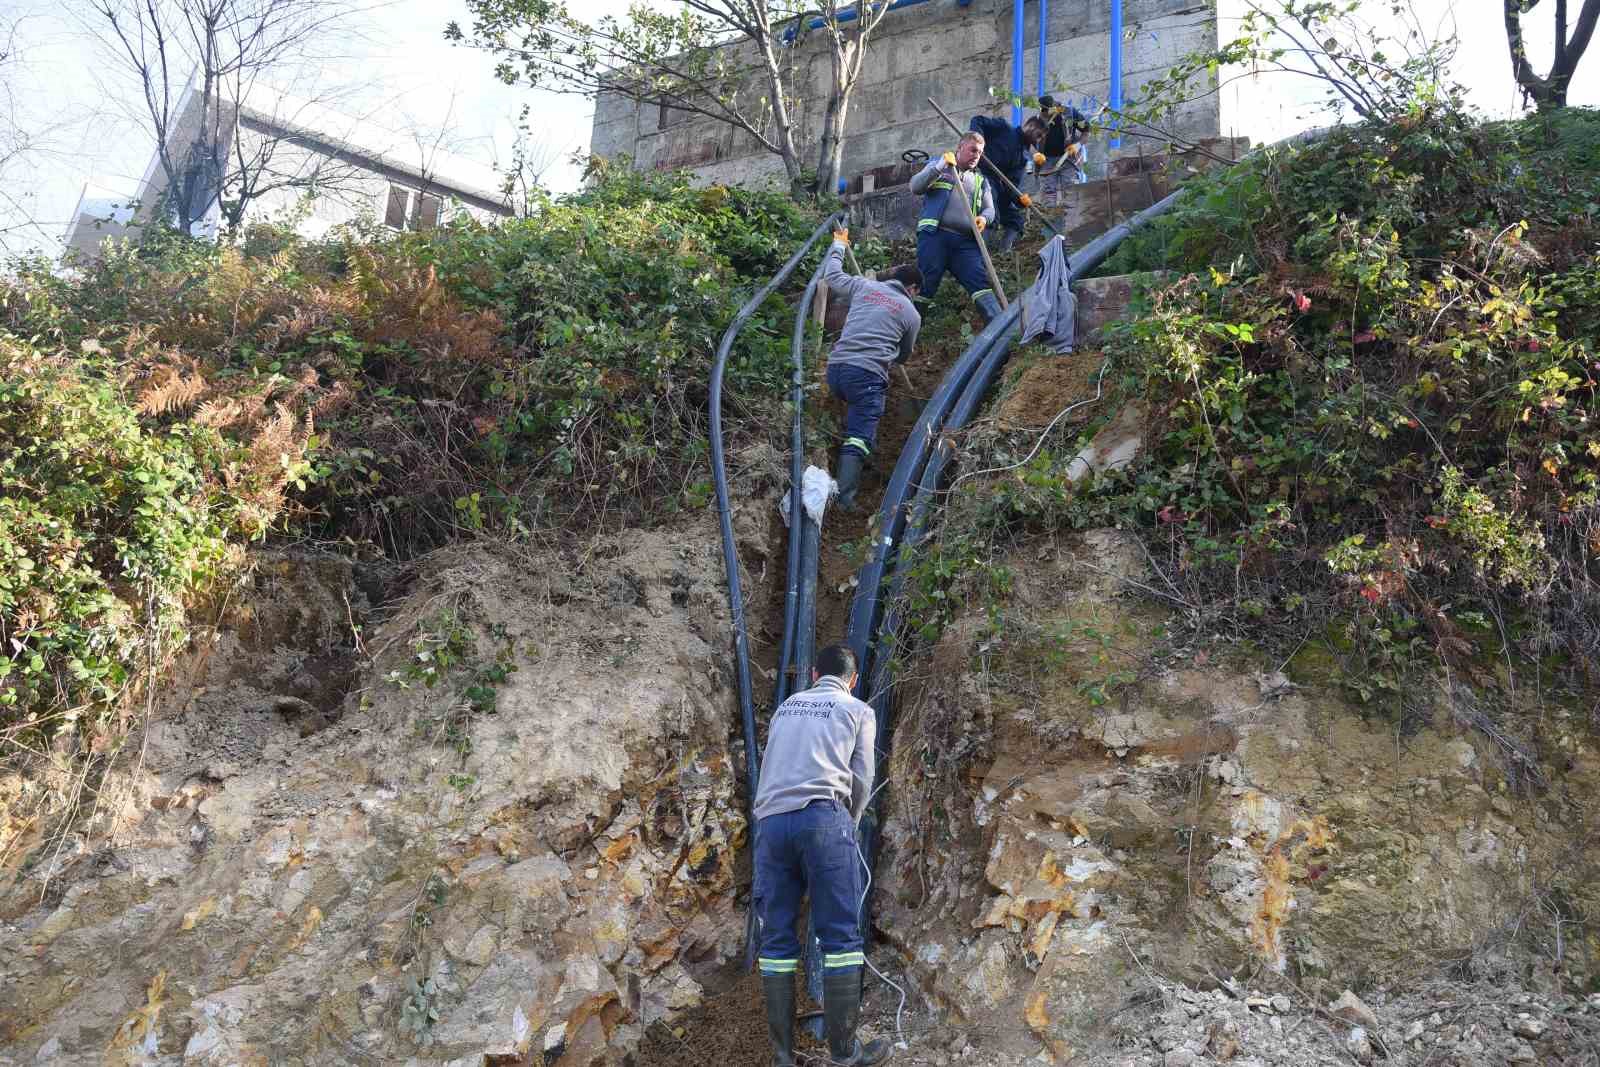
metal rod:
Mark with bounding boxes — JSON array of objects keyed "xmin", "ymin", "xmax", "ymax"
[
  {"xmin": 1038, "ymin": 0, "xmax": 1049, "ymax": 97},
  {"xmin": 1011, "ymin": 0, "xmax": 1025, "ymax": 125},
  {"xmin": 1110, "ymin": 0, "xmax": 1123, "ymax": 149}
]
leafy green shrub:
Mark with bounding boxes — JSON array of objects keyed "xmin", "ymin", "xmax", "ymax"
[
  {"xmin": 0, "ymin": 337, "xmax": 235, "ymax": 742},
  {"xmin": 972, "ymin": 109, "xmax": 1600, "ymax": 707},
  {"xmin": 4, "ymin": 168, "xmax": 820, "ymax": 557}
]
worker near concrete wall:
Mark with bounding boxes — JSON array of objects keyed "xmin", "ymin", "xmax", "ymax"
[
  {"xmin": 908, "ymin": 132, "xmax": 999, "ymax": 322},
  {"xmin": 1039, "ymin": 95, "xmax": 1092, "ymax": 186},
  {"xmin": 753, "ymin": 643, "xmax": 892, "ymax": 1067},
  {"xmin": 821, "ymin": 228, "xmax": 923, "ymax": 509},
  {"xmin": 967, "ymin": 113, "xmax": 1047, "ymax": 253}
]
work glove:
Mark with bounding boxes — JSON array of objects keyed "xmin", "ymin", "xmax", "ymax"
[
  {"xmin": 942, "ymin": 150, "xmax": 957, "ymax": 168},
  {"xmin": 1033, "ymin": 152, "xmax": 1046, "ymax": 167},
  {"xmin": 1018, "ymin": 193, "xmax": 1032, "ymax": 208},
  {"xmin": 975, "ymin": 216, "xmax": 987, "ymax": 233},
  {"xmin": 832, "ymin": 226, "xmax": 849, "ymax": 245}
]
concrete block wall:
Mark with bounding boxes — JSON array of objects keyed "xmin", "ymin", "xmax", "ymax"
[
  {"xmin": 590, "ymin": 0, "xmax": 1224, "ymax": 192},
  {"xmin": 842, "ymin": 134, "xmax": 1246, "ymax": 240}
]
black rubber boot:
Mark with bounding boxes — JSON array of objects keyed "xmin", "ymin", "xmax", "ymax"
[
  {"xmin": 987, "ymin": 224, "xmax": 1019, "ymax": 254},
  {"xmin": 835, "ymin": 449, "xmax": 866, "ymax": 510},
  {"xmin": 823, "ymin": 968, "xmax": 891, "ymax": 1065},
  {"xmin": 975, "ymin": 291, "xmax": 1002, "ymax": 324},
  {"xmin": 762, "ymin": 972, "xmax": 796, "ymax": 1067}
]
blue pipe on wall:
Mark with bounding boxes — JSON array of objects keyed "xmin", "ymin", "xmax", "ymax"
[
  {"xmin": 1011, "ymin": 0, "xmax": 1024, "ymax": 124},
  {"xmin": 782, "ymin": 0, "xmax": 935, "ymax": 44},
  {"xmin": 1038, "ymin": 0, "xmax": 1049, "ymax": 96},
  {"xmin": 1109, "ymin": 0, "xmax": 1123, "ymax": 147}
]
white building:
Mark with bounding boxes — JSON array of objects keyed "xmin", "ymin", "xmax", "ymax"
[{"xmin": 63, "ymin": 84, "xmax": 514, "ymax": 259}]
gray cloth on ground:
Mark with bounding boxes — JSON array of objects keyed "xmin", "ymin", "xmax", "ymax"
[
  {"xmin": 1021, "ymin": 235, "xmax": 1076, "ymax": 353},
  {"xmin": 751, "ymin": 674, "xmax": 876, "ymax": 823},
  {"xmin": 821, "ymin": 240, "xmax": 920, "ymax": 383}
]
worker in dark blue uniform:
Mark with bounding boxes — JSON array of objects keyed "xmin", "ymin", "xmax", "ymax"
[
  {"xmin": 1038, "ymin": 95, "xmax": 1093, "ymax": 185},
  {"xmin": 908, "ymin": 132, "xmax": 1000, "ymax": 322},
  {"xmin": 967, "ymin": 113, "xmax": 1047, "ymax": 253}
]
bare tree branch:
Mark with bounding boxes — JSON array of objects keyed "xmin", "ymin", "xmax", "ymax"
[{"xmin": 80, "ymin": 0, "xmax": 369, "ymax": 236}]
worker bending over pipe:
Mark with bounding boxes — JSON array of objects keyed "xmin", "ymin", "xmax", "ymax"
[
  {"xmin": 908, "ymin": 132, "xmax": 1000, "ymax": 322},
  {"xmin": 822, "ymin": 226, "xmax": 923, "ymax": 509},
  {"xmin": 753, "ymin": 643, "xmax": 892, "ymax": 1066},
  {"xmin": 967, "ymin": 112, "xmax": 1047, "ymax": 252}
]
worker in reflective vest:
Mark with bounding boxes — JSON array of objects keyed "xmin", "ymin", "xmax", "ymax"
[{"xmin": 908, "ymin": 132, "xmax": 1000, "ymax": 322}]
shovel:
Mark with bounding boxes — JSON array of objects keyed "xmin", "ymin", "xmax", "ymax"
[{"xmin": 894, "ymin": 364, "xmax": 922, "ymax": 420}]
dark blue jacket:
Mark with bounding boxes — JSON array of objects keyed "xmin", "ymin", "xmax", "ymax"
[{"xmin": 968, "ymin": 115, "xmax": 1028, "ymax": 182}]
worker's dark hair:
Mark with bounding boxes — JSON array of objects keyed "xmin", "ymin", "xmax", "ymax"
[
  {"xmin": 817, "ymin": 644, "xmax": 858, "ymax": 681},
  {"xmin": 879, "ymin": 262, "xmax": 924, "ymax": 291},
  {"xmin": 1021, "ymin": 116, "xmax": 1048, "ymax": 144}
]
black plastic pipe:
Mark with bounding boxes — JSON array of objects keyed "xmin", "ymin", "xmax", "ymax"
[
  {"xmin": 774, "ymin": 255, "xmax": 833, "ymax": 710},
  {"xmin": 711, "ymin": 214, "xmax": 836, "ymax": 800},
  {"xmin": 856, "ymin": 327, "xmax": 1020, "ymax": 928},
  {"xmin": 840, "ymin": 304, "xmax": 1021, "ymax": 685}
]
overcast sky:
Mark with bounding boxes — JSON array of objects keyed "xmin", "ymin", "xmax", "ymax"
[
  {"xmin": 2, "ymin": 0, "xmax": 636, "ymax": 254},
  {"xmin": 2, "ymin": 0, "xmax": 1595, "ymax": 256}
]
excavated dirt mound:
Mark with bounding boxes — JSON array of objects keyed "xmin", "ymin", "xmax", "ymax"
[{"xmin": 995, "ymin": 352, "xmax": 1107, "ymax": 431}]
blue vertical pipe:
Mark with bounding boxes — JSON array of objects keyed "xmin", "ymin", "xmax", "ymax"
[
  {"xmin": 1038, "ymin": 0, "xmax": 1049, "ymax": 95},
  {"xmin": 1011, "ymin": 0, "xmax": 1025, "ymax": 124},
  {"xmin": 1109, "ymin": 0, "xmax": 1123, "ymax": 148}
]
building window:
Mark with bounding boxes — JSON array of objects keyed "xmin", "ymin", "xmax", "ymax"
[
  {"xmin": 383, "ymin": 184, "xmax": 444, "ymax": 231},
  {"xmin": 384, "ymin": 185, "xmax": 409, "ymax": 228}
]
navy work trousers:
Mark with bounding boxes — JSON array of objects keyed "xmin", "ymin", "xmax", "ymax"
[
  {"xmin": 753, "ymin": 799, "xmax": 866, "ymax": 978},
  {"xmin": 916, "ymin": 226, "xmax": 993, "ymax": 304},
  {"xmin": 826, "ymin": 362, "xmax": 887, "ymax": 459}
]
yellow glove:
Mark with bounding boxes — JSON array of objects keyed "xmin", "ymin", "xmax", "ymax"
[
  {"xmin": 975, "ymin": 216, "xmax": 987, "ymax": 233},
  {"xmin": 832, "ymin": 227, "xmax": 849, "ymax": 245},
  {"xmin": 942, "ymin": 150, "xmax": 957, "ymax": 168},
  {"xmin": 1033, "ymin": 152, "xmax": 1046, "ymax": 166},
  {"xmin": 1018, "ymin": 193, "xmax": 1032, "ymax": 208}
]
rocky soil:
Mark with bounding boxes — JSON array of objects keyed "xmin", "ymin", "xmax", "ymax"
[
  {"xmin": 870, "ymin": 528, "xmax": 1600, "ymax": 1064},
  {"xmin": 0, "ymin": 512, "xmax": 764, "ymax": 1065}
]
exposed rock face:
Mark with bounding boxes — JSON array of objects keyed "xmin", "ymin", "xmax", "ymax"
[
  {"xmin": 1, "ymin": 522, "xmax": 750, "ymax": 1065},
  {"xmin": 873, "ymin": 529, "xmax": 1600, "ymax": 1063}
]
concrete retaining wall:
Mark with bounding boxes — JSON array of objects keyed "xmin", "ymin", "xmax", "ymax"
[{"xmin": 590, "ymin": 0, "xmax": 1222, "ymax": 192}]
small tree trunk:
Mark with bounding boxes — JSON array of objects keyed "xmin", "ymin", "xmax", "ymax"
[
  {"xmin": 814, "ymin": 45, "xmax": 854, "ymax": 199},
  {"xmin": 1505, "ymin": 0, "xmax": 1600, "ymax": 110}
]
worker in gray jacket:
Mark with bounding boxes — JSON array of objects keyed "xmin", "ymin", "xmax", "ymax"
[
  {"xmin": 753, "ymin": 643, "xmax": 891, "ymax": 1066},
  {"xmin": 823, "ymin": 225, "xmax": 922, "ymax": 509},
  {"xmin": 908, "ymin": 132, "xmax": 1000, "ymax": 321}
]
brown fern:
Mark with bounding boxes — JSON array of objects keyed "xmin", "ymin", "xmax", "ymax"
[{"xmin": 135, "ymin": 360, "xmax": 209, "ymax": 416}]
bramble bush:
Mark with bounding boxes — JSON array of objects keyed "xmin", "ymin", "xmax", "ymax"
[
  {"xmin": 0, "ymin": 167, "xmax": 823, "ymax": 761},
  {"xmin": 970, "ymin": 108, "xmax": 1600, "ymax": 708},
  {"xmin": 3, "ymin": 167, "xmax": 818, "ymax": 558},
  {"xmin": 0, "ymin": 336, "xmax": 237, "ymax": 752}
]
